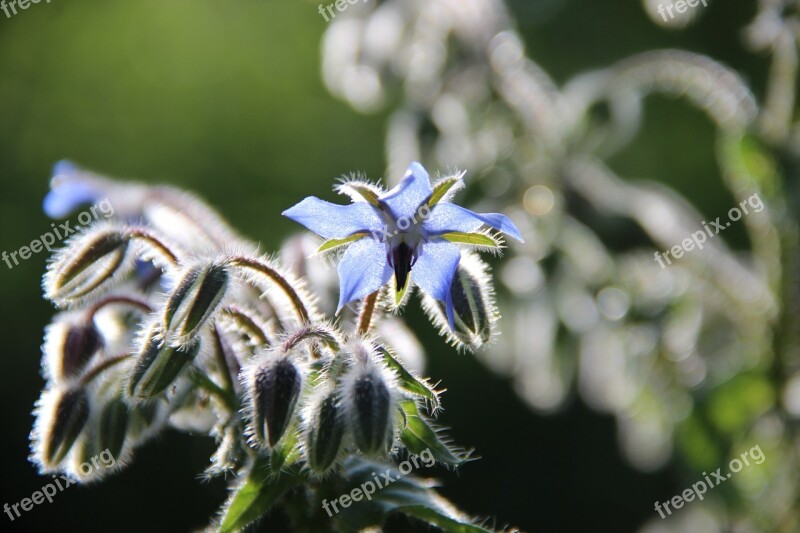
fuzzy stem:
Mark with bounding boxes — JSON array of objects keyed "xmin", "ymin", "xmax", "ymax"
[
  {"xmin": 84, "ymin": 295, "xmax": 153, "ymax": 323},
  {"xmin": 212, "ymin": 326, "xmax": 239, "ymax": 411},
  {"xmin": 79, "ymin": 353, "xmax": 132, "ymax": 386},
  {"xmin": 356, "ymin": 291, "xmax": 379, "ymax": 335},
  {"xmin": 281, "ymin": 325, "xmax": 341, "ymax": 354},
  {"xmin": 228, "ymin": 256, "xmax": 310, "ymax": 323},
  {"xmin": 126, "ymin": 228, "xmax": 179, "ymax": 265},
  {"xmin": 221, "ymin": 306, "xmax": 270, "ymax": 346},
  {"xmin": 189, "ymin": 369, "xmax": 237, "ymax": 412}
]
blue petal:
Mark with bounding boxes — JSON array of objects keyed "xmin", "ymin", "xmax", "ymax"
[
  {"xmin": 424, "ymin": 203, "xmax": 524, "ymax": 242},
  {"xmin": 412, "ymin": 239, "xmax": 460, "ymax": 329},
  {"xmin": 336, "ymin": 237, "xmax": 392, "ymax": 312},
  {"xmin": 379, "ymin": 162, "xmax": 433, "ymax": 220},
  {"xmin": 282, "ymin": 196, "xmax": 382, "ymax": 239},
  {"xmin": 43, "ymin": 161, "xmax": 101, "ymax": 218}
]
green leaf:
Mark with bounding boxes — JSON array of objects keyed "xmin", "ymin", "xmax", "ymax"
[
  {"xmin": 399, "ymin": 400, "xmax": 467, "ymax": 466},
  {"xmin": 427, "ymin": 174, "xmax": 464, "ymax": 206},
  {"xmin": 271, "ymin": 423, "xmax": 300, "ymax": 472},
  {"xmin": 338, "ymin": 458, "xmax": 494, "ymax": 532},
  {"xmin": 218, "ymin": 457, "xmax": 301, "ymax": 533},
  {"xmin": 441, "ymin": 232, "xmax": 500, "ymax": 247},
  {"xmin": 317, "ymin": 233, "xmax": 368, "ymax": 254},
  {"xmin": 396, "ymin": 504, "xmax": 495, "ymax": 533},
  {"xmin": 378, "ymin": 347, "xmax": 440, "ymax": 409}
]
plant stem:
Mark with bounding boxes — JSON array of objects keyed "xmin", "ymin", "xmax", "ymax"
[
  {"xmin": 79, "ymin": 353, "xmax": 132, "ymax": 386},
  {"xmin": 126, "ymin": 228, "xmax": 179, "ymax": 265},
  {"xmin": 212, "ymin": 326, "xmax": 239, "ymax": 411},
  {"xmin": 85, "ymin": 295, "xmax": 153, "ymax": 322},
  {"xmin": 357, "ymin": 291, "xmax": 379, "ymax": 335},
  {"xmin": 228, "ymin": 256, "xmax": 311, "ymax": 323}
]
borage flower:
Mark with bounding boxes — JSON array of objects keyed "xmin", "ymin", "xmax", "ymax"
[{"xmin": 282, "ymin": 162, "xmax": 523, "ymax": 327}]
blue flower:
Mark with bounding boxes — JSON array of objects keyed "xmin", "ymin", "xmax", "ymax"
[
  {"xmin": 43, "ymin": 160, "xmax": 102, "ymax": 218},
  {"xmin": 282, "ymin": 162, "xmax": 523, "ymax": 327}
]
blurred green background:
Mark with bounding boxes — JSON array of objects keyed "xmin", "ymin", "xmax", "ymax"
[{"xmin": 0, "ymin": 0, "xmax": 768, "ymax": 531}]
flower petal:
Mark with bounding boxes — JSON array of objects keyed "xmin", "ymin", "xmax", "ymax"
[
  {"xmin": 44, "ymin": 161, "xmax": 102, "ymax": 219},
  {"xmin": 337, "ymin": 237, "xmax": 392, "ymax": 312},
  {"xmin": 379, "ymin": 162, "xmax": 433, "ymax": 220},
  {"xmin": 424, "ymin": 203, "xmax": 524, "ymax": 242},
  {"xmin": 282, "ymin": 197, "xmax": 382, "ymax": 239},
  {"xmin": 412, "ymin": 239, "xmax": 460, "ymax": 328}
]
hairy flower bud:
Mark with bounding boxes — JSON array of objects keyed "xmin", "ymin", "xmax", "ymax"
[
  {"xmin": 344, "ymin": 364, "xmax": 394, "ymax": 456},
  {"xmin": 99, "ymin": 396, "xmax": 129, "ymax": 459},
  {"xmin": 45, "ymin": 227, "xmax": 130, "ymax": 304},
  {"xmin": 164, "ymin": 261, "xmax": 230, "ymax": 346},
  {"xmin": 247, "ymin": 356, "xmax": 303, "ymax": 447},
  {"xmin": 128, "ymin": 324, "xmax": 200, "ymax": 401},
  {"xmin": 39, "ymin": 387, "xmax": 91, "ymax": 466},
  {"xmin": 304, "ymin": 389, "xmax": 345, "ymax": 474},
  {"xmin": 43, "ymin": 318, "xmax": 104, "ymax": 382},
  {"xmin": 422, "ymin": 252, "xmax": 497, "ymax": 351}
]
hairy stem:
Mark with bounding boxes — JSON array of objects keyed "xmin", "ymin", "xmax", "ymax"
[
  {"xmin": 357, "ymin": 291, "xmax": 379, "ymax": 335},
  {"xmin": 228, "ymin": 256, "xmax": 311, "ymax": 323}
]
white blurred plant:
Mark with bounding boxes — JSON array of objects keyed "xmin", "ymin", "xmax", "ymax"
[{"xmin": 321, "ymin": 0, "xmax": 800, "ymax": 530}]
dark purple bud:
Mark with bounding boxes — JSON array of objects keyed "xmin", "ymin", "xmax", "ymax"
[
  {"xmin": 347, "ymin": 370, "xmax": 393, "ymax": 455},
  {"xmin": 250, "ymin": 358, "xmax": 303, "ymax": 447},
  {"xmin": 305, "ymin": 391, "xmax": 345, "ymax": 474}
]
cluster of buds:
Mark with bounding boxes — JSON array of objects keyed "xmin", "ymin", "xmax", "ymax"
[{"xmin": 30, "ymin": 164, "xmax": 489, "ymax": 533}]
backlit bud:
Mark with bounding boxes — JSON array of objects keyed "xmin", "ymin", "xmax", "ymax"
[
  {"xmin": 37, "ymin": 387, "xmax": 91, "ymax": 467},
  {"xmin": 45, "ymin": 226, "xmax": 129, "ymax": 304},
  {"xmin": 423, "ymin": 252, "xmax": 497, "ymax": 351},
  {"xmin": 344, "ymin": 364, "xmax": 394, "ymax": 456},
  {"xmin": 43, "ymin": 318, "xmax": 104, "ymax": 382},
  {"xmin": 304, "ymin": 389, "xmax": 345, "ymax": 474},
  {"xmin": 127, "ymin": 324, "xmax": 200, "ymax": 401},
  {"xmin": 99, "ymin": 396, "xmax": 129, "ymax": 459},
  {"xmin": 164, "ymin": 261, "xmax": 230, "ymax": 346},
  {"xmin": 247, "ymin": 356, "xmax": 303, "ymax": 447}
]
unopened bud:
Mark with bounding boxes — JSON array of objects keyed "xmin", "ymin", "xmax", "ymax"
[
  {"xmin": 44, "ymin": 318, "xmax": 104, "ymax": 382},
  {"xmin": 345, "ymin": 368, "xmax": 393, "ymax": 456},
  {"xmin": 304, "ymin": 390, "xmax": 345, "ymax": 474},
  {"xmin": 43, "ymin": 388, "xmax": 90, "ymax": 466},
  {"xmin": 249, "ymin": 357, "xmax": 302, "ymax": 447},
  {"xmin": 99, "ymin": 397, "xmax": 129, "ymax": 459},
  {"xmin": 164, "ymin": 262, "xmax": 230, "ymax": 346},
  {"xmin": 424, "ymin": 253, "xmax": 496, "ymax": 351},
  {"xmin": 45, "ymin": 227, "xmax": 129, "ymax": 304},
  {"xmin": 127, "ymin": 324, "xmax": 200, "ymax": 401}
]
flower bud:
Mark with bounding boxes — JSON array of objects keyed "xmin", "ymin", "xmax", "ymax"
[
  {"xmin": 344, "ymin": 367, "xmax": 393, "ymax": 456},
  {"xmin": 304, "ymin": 390, "xmax": 345, "ymax": 474},
  {"xmin": 98, "ymin": 397, "xmax": 129, "ymax": 459},
  {"xmin": 164, "ymin": 262, "xmax": 230, "ymax": 346},
  {"xmin": 127, "ymin": 324, "xmax": 200, "ymax": 401},
  {"xmin": 43, "ymin": 318, "xmax": 105, "ymax": 382},
  {"xmin": 423, "ymin": 252, "xmax": 496, "ymax": 351},
  {"xmin": 45, "ymin": 227, "xmax": 129, "ymax": 304},
  {"xmin": 248, "ymin": 357, "xmax": 303, "ymax": 447},
  {"xmin": 42, "ymin": 388, "xmax": 90, "ymax": 466}
]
